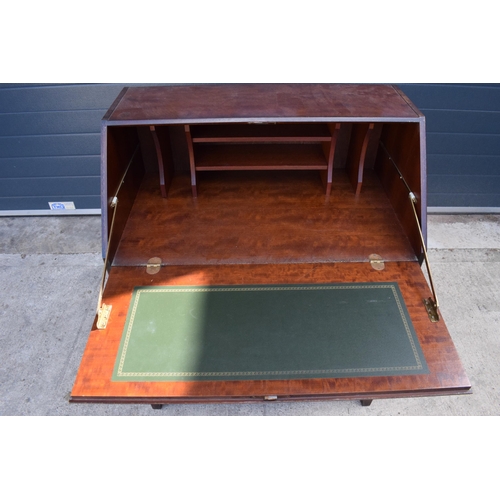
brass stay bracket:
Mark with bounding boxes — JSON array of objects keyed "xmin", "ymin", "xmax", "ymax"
[
  {"xmin": 96, "ymin": 196, "xmax": 118, "ymax": 330},
  {"xmin": 96, "ymin": 146, "xmax": 139, "ymax": 330},
  {"xmin": 379, "ymin": 141, "xmax": 440, "ymax": 322},
  {"xmin": 409, "ymin": 191, "xmax": 440, "ymax": 322}
]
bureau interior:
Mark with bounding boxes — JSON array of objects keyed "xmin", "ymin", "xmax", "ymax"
[{"xmin": 103, "ymin": 121, "xmax": 425, "ymax": 268}]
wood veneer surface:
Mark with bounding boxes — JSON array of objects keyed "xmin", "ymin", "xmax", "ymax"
[
  {"xmin": 193, "ymin": 144, "xmax": 329, "ymax": 170},
  {"xmin": 71, "ymin": 261, "xmax": 470, "ymax": 402},
  {"xmin": 106, "ymin": 84, "xmax": 421, "ymax": 124},
  {"xmin": 191, "ymin": 123, "xmax": 332, "ymax": 142},
  {"xmin": 77, "ymin": 84, "xmax": 465, "ymax": 405},
  {"xmin": 112, "ymin": 169, "xmax": 417, "ymax": 266}
]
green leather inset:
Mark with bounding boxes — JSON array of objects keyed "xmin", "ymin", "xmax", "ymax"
[{"xmin": 112, "ymin": 283, "xmax": 429, "ymax": 381}]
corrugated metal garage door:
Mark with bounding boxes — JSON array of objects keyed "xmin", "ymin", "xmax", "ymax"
[
  {"xmin": 0, "ymin": 84, "xmax": 123, "ymax": 214},
  {"xmin": 1, "ymin": 83, "xmax": 499, "ymax": 214},
  {"xmin": 399, "ymin": 84, "xmax": 500, "ymax": 211}
]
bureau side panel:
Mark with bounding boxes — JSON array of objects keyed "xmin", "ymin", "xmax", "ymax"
[
  {"xmin": 375, "ymin": 121, "xmax": 425, "ymax": 259},
  {"xmin": 101, "ymin": 125, "xmax": 145, "ymax": 262}
]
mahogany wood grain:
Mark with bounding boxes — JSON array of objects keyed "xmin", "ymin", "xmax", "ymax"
[
  {"xmin": 364, "ymin": 123, "xmax": 383, "ymax": 172},
  {"xmin": 356, "ymin": 124, "xmax": 375, "ymax": 195},
  {"xmin": 375, "ymin": 122, "xmax": 425, "ymax": 256},
  {"xmin": 345, "ymin": 123, "xmax": 382, "ymax": 196},
  {"xmin": 332, "ymin": 123, "xmax": 352, "ymax": 171},
  {"xmin": 112, "ymin": 171, "xmax": 416, "ymax": 267},
  {"xmin": 79, "ymin": 85, "xmax": 467, "ymax": 406},
  {"xmin": 184, "ymin": 125, "xmax": 198, "ymax": 197},
  {"xmin": 345, "ymin": 123, "xmax": 367, "ymax": 195},
  {"xmin": 323, "ymin": 123, "xmax": 341, "ymax": 196},
  {"xmin": 150, "ymin": 126, "xmax": 174, "ymax": 198},
  {"xmin": 105, "ymin": 84, "xmax": 421, "ymax": 124},
  {"xmin": 190, "ymin": 123, "xmax": 332, "ymax": 142},
  {"xmin": 101, "ymin": 126, "xmax": 144, "ymax": 261},
  {"xmin": 193, "ymin": 144, "xmax": 329, "ymax": 170},
  {"xmin": 70, "ymin": 261, "xmax": 470, "ymax": 403},
  {"xmin": 184, "ymin": 122, "xmax": 336, "ymax": 197}
]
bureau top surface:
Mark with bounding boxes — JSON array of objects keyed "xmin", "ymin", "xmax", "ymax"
[{"xmin": 104, "ymin": 84, "xmax": 422, "ymax": 124}]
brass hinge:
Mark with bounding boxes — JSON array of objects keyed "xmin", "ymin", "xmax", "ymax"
[
  {"xmin": 369, "ymin": 254, "xmax": 385, "ymax": 271},
  {"xmin": 423, "ymin": 298, "xmax": 440, "ymax": 323},
  {"xmin": 96, "ymin": 303, "xmax": 112, "ymax": 330}
]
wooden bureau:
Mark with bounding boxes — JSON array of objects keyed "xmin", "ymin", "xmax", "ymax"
[{"xmin": 71, "ymin": 84, "xmax": 470, "ymax": 408}]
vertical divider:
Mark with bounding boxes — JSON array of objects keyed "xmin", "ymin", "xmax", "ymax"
[
  {"xmin": 323, "ymin": 123, "xmax": 341, "ymax": 196},
  {"xmin": 346, "ymin": 123, "xmax": 383, "ymax": 196},
  {"xmin": 150, "ymin": 125, "xmax": 174, "ymax": 198},
  {"xmin": 184, "ymin": 125, "xmax": 197, "ymax": 198}
]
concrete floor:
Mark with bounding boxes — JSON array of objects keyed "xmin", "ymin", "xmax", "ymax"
[{"xmin": 1, "ymin": 214, "xmax": 499, "ymax": 416}]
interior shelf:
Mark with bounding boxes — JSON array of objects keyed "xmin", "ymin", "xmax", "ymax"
[
  {"xmin": 185, "ymin": 123, "xmax": 336, "ymax": 196},
  {"xmin": 193, "ymin": 143, "xmax": 329, "ymax": 170},
  {"xmin": 190, "ymin": 123, "xmax": 333, "ymax": 143}
]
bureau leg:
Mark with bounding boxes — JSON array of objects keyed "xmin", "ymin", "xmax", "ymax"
[
  {"xmin": 151, "ymin": 404, "xmax": 163, "ymax": 410},
  {"xmin": 361, "ymin": 399, "xmax": 373, "ymax": 407}
]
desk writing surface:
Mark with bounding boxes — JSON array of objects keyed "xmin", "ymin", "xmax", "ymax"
[{"xmin": 105, "ymin": 84, "xmax": 421, "ymax": 124}]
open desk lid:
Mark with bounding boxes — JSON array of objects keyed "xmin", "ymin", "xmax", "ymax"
[{"xmin": 71, "ymin": 260, "xmax": 470, "ymax": 403}]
